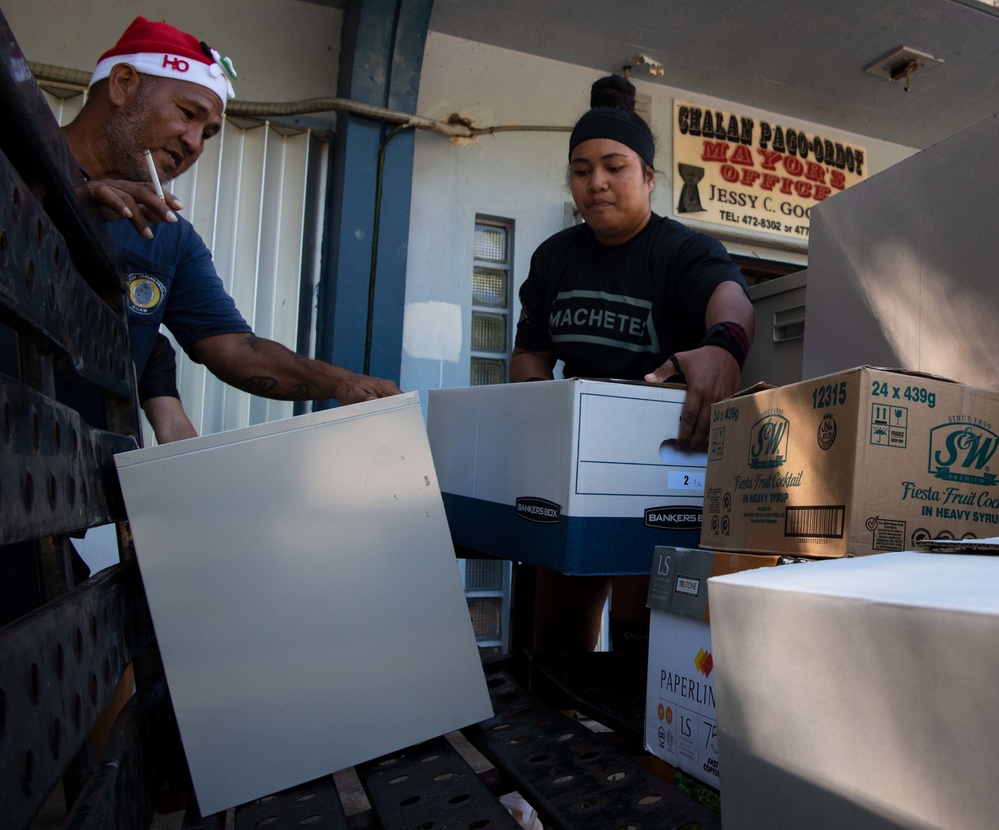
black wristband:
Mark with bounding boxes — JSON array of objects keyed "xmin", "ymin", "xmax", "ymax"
[{"xmin": 699, "ymin": 321, "xmax": 749, "ymax": 369}]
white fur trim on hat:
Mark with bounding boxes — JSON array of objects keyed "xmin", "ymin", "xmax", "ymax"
[{"xmin": 89, "ymin": 51, "xmax": 234, "ymax": 110}]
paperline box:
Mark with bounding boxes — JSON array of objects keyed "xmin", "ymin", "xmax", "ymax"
[
  {"xmin": 709, "ymin": 551, "xmax": 999, "ymax": 830},
  {"xmin": 427, "ymin": 380, "xmax": 707, "ymax": 575},
  {"xmin": 114, "ymin": 393, "xmax": 493, "ymax": 816},
  {"xmin": 701, "ymin": 365, "xmax": 999, "ymax": 557},
  {"xmin": 644, "ymin": 546, "xmax": 797, "ymax": 788}
]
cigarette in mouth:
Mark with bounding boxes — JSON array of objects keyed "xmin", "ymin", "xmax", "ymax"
[{"xmin": 143, "ymin": 149, "xmax": 165, "ymax": 201}]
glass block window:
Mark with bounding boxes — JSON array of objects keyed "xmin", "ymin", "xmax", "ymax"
[
  {"xmin": 464, "ymin": 559, "xmax": 505, "ymax": 592},
  {"xmin": 471, "ymin": 219, "xmax": 513, "ymax": 385},
  {"xmin": 474, "ymin": 225, "xmax": 507, "ymax": 262},
  {"xmin": 470, "ymin": 358, "xmax": 505, "ymax": 387},
  {"xmin": 467, "ymin": 597, "xmax": 503, "ymax": 641},
  {"xmin": 457, "ymin": 557, "xmax": 513, "ymax": 654},
  {"xmin": 471, "ymin": 313, "xmax": 507, "ymax": 353},
  {"xmin": 460, "ymin": 222, "xmax": 515, "ymax": 656},
  {"xmin": 472, "ymin": 268, "xmax": 507, "ymax": 307}
]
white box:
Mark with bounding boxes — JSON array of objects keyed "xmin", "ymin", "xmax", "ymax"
[
  {"xmin": 427, "ymin": 380, "xmax": 707, "ymax": 575},
  {"xmin": 644, "ymin": 547, "xmax": 792, "ymax": 788},
  {"xmin": 709, "ymin": 552, "xmax": 999, "ymax": 829},
  {"xmin": 803, "ymin": 112, "xmax": 999, "ymax": 389},
  {"xmin": 114, "ymin": 393, "xmax": 493, "ymax": 816}
]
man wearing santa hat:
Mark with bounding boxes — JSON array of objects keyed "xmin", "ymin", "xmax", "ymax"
[{"xmin": 62, "ymin": 16, "xmax": 402, "ymax": 408}]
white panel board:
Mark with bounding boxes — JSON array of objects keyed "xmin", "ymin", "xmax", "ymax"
[
  {"xmin": 115, "ymin": 392, "xmax": 492, "ymax": 815},
  {"xmin": 803, "ymin": 112, "xmax": 999, "ymax": 389}
]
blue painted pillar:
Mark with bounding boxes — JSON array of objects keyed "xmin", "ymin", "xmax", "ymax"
[{"xmin": 315, "ymin": 0, "xmax": 432, "ymax": 402}]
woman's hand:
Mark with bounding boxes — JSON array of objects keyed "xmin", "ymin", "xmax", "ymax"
[{"xmin": 645, "ymin": 345, "xmax": 741, "ymax": 449}]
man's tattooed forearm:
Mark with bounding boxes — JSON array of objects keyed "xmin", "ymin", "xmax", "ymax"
[
  {"xmin": 238, "ymin": 377, "xmax": 311, "ymax": 400},
  {"xmin": 239, "ymin": 376, "xmax": 277, "ymax": 394}
]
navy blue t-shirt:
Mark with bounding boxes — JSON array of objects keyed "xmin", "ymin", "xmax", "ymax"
[
  {"xmin": 515, "ymin": 213, "xmax": 747, "ymax": 379},
  {"xmin": 137, "ymin": 333, "xmax": 181, "ymax": 403},
  {"xmin": 108, "ymin": 216, "xmax": 251, "ymax": 378}
]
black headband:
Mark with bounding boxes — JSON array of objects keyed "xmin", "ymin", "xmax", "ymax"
[{"xmin": 568, "ymin": 107, "xmax": 655, "ymax": 167}]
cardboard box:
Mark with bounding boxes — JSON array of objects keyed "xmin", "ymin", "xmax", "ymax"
[
  {"xmin": 114, "ymin": 393, "xmax": 493, "ymax": 815},
  {"xmin": 701, "ymin": 365, "xmax": 999, "ymax": 557},
  {"xmin": 708, "ymin": 551, "xmax": 999, "ymax": 830},
  {"xmin": 427, "ymin": 380, "xmax": 707, "ymax": 575},
  {"xmin": 644, "ymin": 546, "xmax": 796, "ymax": 788}
]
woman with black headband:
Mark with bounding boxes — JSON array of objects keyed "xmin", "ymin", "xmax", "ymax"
[{"xmin": 511, "ymin": 74, "xmax": 754, "ymax": 653}]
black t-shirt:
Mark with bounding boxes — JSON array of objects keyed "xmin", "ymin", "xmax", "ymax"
[{"xmin": 515, "ymin": 213, "xmax": 747, "ymax": 379}]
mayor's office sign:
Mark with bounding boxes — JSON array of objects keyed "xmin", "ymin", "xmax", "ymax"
[{"xmin": 672, "ymin": 100, "xmax": 867, "ymax": 242}]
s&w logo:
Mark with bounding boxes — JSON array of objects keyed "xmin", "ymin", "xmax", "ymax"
[
  {"xmin": 928, "ymin": 424, "xmax": 999, "ymax": 485},
  {"xmin": 749, "ymin": 415, "xmax": 789, "ymax": 470}
]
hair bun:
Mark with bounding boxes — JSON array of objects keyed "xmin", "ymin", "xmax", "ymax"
[{"xmin": 589, "ymin": 74, "xmax": 636, "ymax": 112}]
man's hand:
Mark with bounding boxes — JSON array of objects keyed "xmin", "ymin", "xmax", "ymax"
[
  {"xmin": 645, "ymin": 345, "xmax": 741, "ymax": 450},
  {"xmin": 141, "ymin": 395, "xmax": 199, "ymax": 444},
  {"xmin": 329, "ymin": 368, "xmax": 403, "ymax": 405},
  {"xmin": 83, "ymin": 178, "xmax": 183, "ymax": 238}
]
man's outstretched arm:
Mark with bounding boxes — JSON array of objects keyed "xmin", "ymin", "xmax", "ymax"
[{"xmin": 190, "ymin": 332, "xmax": 402, "ymax": 406}]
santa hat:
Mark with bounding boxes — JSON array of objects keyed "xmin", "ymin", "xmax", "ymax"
[{"xmin": 89, "ymin": 16, "xmax": 236, "ymax": 110}]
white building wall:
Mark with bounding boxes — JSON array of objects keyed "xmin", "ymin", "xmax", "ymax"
[
  {"xmin": 3, "ymin": 0, "xmax": 342, "ymax": 103},
  {"xmin": 400, "ymin": 32, "xmax": 918, "ymax": 403}
]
